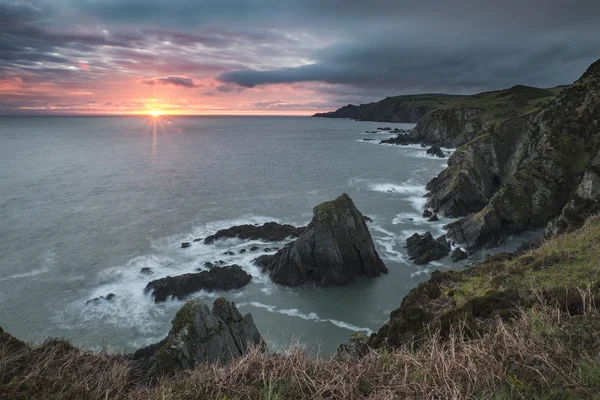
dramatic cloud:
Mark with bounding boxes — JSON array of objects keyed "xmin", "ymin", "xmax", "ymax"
[
  {"xmin": 140, "ymin": 76, "xmax": 200, "ymax": 88},
  {"xmin": 1, "ymin": 0, "xmax": 599, "ymax": 114}
]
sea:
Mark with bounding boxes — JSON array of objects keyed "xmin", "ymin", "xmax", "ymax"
[{"xmin": 0, "ymin": 115, "xmax": 524, "ymax": 356}]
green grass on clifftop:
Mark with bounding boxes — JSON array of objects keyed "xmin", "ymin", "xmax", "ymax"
[{"xmin": 440, "ymin": 85, "xmax": 565, "ymax": 126}]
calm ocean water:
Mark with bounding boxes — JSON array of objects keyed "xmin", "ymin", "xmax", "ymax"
[{"xmin": 0, "ymin": 115, "xmax": 463, "ymax": 355}]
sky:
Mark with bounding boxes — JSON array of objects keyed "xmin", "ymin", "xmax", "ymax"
[{"xmin": 1, "ymin": 0, "xmax": 599, "ymax": 115}]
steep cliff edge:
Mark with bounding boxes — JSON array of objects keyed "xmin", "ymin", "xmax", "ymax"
[
  {"xmin": 410, "ymin": 85, "xmax": 562, "ymax": 146},
  {"xmin": 444, "ymin": 60, "xmax": 600, "ymax": 250},
  {"xmin": 313, "ymin": 94, "xmax": 464, "ymax": 123}
]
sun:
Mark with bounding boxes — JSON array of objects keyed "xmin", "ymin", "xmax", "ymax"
[{"xmin": 148, "ymin": 110, "xmax": 163, "ymax": 117}]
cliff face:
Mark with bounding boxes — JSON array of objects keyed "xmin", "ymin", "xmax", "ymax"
[
  {"xmin": 442, "ymin": 61, "xmax": 600, "ymax": 250},
  {"xmin": 410, "ymin": 85, "xmax": 562, "ymax": 147},
  {"xmin": 313, "ymin": 94, "xmax": 464, "ymax": 123}
]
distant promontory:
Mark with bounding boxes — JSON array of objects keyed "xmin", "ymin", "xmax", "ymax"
[{"xmin": 312, "ymin": 94, "xmax": 465, "ymax": 123}]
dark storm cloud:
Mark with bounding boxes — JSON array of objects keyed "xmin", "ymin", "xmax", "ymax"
[
  {"xmin": 140, "ymin": 76, "xmax": 200, "ymax": 88},
  {"xmin": 213, "ymin": 0, "xmax": 600, "ymax": 94},
  {"xmin": 2, "ymin": 0, "xmax": 600, "ymax": 112}
]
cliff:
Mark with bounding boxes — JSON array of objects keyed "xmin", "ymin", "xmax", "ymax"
[
  {"xmin": 313, "ymin": 94, "xmax": 464, "ymax": 123},
  {"xmin": 436, "ymin": 61, "xmax": 600, "ymax": 250},
  {"xmin": 409, "ymin": 85, "xmax": 563, "ymax": 146}
]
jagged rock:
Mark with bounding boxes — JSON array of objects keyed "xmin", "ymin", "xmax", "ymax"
[
  {"xmin": 422, "ymin": 209, "xmax": 433, "ymax": 218},
  {"xmin": 144, "ymin": 265, "xmax": 251, "ymax": 303},
  {"xmin": 255, "ymin": 194, "xmax": 387, "ymax": 286},
  {"xmin": 428, "ymin": 214, "xmax": 439, "ymax": 222},
  {"xmin": 223, "ymin": 251, "xmax": 235, "ymax": 256},
  {"xmin": 85, "ymin": 293, "xmax": 116, "ymax": 305},
  {"xmin": 263, "ymin": 248, "xmax": 271, "ymax": 252},
  {"xmin": 204, "ymin": 222, "xmax": 305, "ymax": 244},
  {"xmin": 0, "ymin": 327, "xmax": 28, "ymax": 353},
  {"xmin": 545, "ymin": 168, "xmax": 600, "ymax": 236},
  {"xmin": 450, "ymin": 248, "xmax": 468, "ymax": 262},
  {"xmin": 181, "ymin": 242, "xmax": 191, "ymax": 249},
  {"xmin": 426, "ymin": 145, "xmax": 445, "ymax": 158},
  {"xmin": 364, "ymin": 215, "xmax": 373, "ymax": 222},
  {"xmin": 140, "ymin": 267, "xmax": 154, "ymax": 275},
  {"xmin": 436, "ymin": 61, "xmax": 600, "ymax": 250},
  {"xmin": 250, "ymin": 246, "xmax": 260, "ymax": 252},
  {"xmin": 380, "ymin": 134, "xmax": 418, "ymax": 146},
  {"xmin": 406, "ymin": 232, "xmax": 450, "ymax": 264},
  {"xmin": 133, "ymin": 298, "xmax": 263, "ymax": 375},
  {"xmin": 239, "ymin": 249, "xmax": 247, "ymax": 254},
  {"xmin": 336, "ymin": 333, "xmax": 370, "ymax": 361}
]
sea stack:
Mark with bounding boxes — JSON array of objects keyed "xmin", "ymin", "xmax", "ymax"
[
  {"xmin": 256, "ymin": 193, "xmax": 388, "ymax": 286},
  {"xmin": 133, "ymin": 298, "xmax": 263, "ymax": 376}
]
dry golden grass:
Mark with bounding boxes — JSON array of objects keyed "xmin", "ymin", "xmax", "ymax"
[{"xmin": 3, "ymin": 297, "xmax": 600, "ymax": 400}]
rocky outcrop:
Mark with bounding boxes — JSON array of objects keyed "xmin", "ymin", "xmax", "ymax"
[
  {"xmin": 144, "ymin": 265, "xmax": 251, "ymax": 303},
  {"xmin": 411, "ymin": 107, "xmax": 486, "ymax": 147},
  {"xmin": 255, "ymin": 193, "xmax": 387, "ymax": 286},
  {"xmin": 204, "ymin": 222, "xmax": 304, "ymax": 244},
  {"xmin": 449, "ymin": 248, "xmax": 468, "ymax": 262},
  {"xmin": 313, "ymin": 94, "xmax": 464, "ymax": 123},
  {"xmin": 0, "ymin": 326, "xmax": 28, "ymax": 353},
  {"xmin": 444, "ymin": 61, "xmax": 600, "ymax": 250},
  {"xmin": 406, "ymin": 232, "xmax": 450, "ymax": 264},
  {"xmin": 426, "ymin": 145, "xmax": 445, "ymax": 158},
  {"xmin": 545, "ymin": 151, "xmax": 600, "ymax": 236},
  {"xmin": 133, "ymin": 298, "xmax": 263, "ymax": 375}
]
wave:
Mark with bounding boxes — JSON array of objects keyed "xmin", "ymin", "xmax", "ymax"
[
  {"xmin": 58, "ymin": 215, "xmax": 296, "ymax": 337},
  {"xmin": 0, "ymin": 251, "xmax": 56, "ymax": 282},
  {"xmin": 241, "ymin": 301, "xmax": 373, "ymax": 334}
]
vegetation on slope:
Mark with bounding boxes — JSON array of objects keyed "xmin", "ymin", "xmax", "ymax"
[
  {"xmin": 4, "ymin": 217, "xmax": 600, "ymax": 399},
  {"xmin": 439, "ymin": 85, "xmax": 565, "ymax": 126}
]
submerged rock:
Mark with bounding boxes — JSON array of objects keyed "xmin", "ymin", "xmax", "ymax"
[
  {"xmin": 406, "ymin": 232, "xmax": 450, "ymax": 264},
  {"xmin": 364, "ymin": 215, "xmax": 373, "ymax": 222},
  {"xmin": 204, "ymin": 222, "xmax": 305, "ymax": 244},
  {"xmin": 422, "ymin": 209, "xmax": 433, "ymax": 218},
  {"xmin": 140, "ymin": 267, "xmax": 154, "ymax": 275},
  {"xmin": 255, "ymin": 193, "xmax": 387, "ymax": 286},
  {"xmin": 426, "ymin": 145, "xmax": 445, "ymax": 158},
  {"xmin": 85, "ymin": 293, "xmax": 116, "ymax": 305},
  {"xmin": 181, "ymin": 242, "xmax": 191, "ymax": 249},
  {"xmin": 133, "ymin": 298, "xmax": 263, "ymax": 375},
  {"xmin": 144, "ymin": 265, "xmax": 251, "ymax": 303},
  {"xmin": 428, "ymin": 214, "xmax": 439, "ymax": 222}
]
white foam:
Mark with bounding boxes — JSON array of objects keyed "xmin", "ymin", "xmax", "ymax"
[
  {"xmin": 375, "ymin": 237, "xmax": 406, "ymax": 264},
  {"xmin": 57, "ymin": 215, "xmax": 294, "ymax": 337},
  {"xmin": 369, "ymin": 182, "xmax": 425, "ymax": 196},
  {"xmin": 241, "ymin": 302, "xmax": 373, "ymax": 334},
  {"xmin": 410, "ymin": 268, "xmax": 433, "ymax": 278}
]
